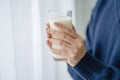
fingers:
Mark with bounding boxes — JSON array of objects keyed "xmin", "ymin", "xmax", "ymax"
[
  {"xmin": 47, "ymin": 38, "xmax": 71, "ymax": 58},
  {"xmin": 46, "ymin": 40, "xmax": 52, "ymax": 48},
  {"xmin": 54, "ymin": 22, "xmax": 78, "ymax": 39},
  {"xmin": 47, "ymin": 29, "xmax": 75, "ymax": 44},
  {"xmin": 46, "ymin": 23, "xmax": 52, "ymax": 38},
  {"xmin": 46, "ymin": 32, "xmax": 51, "ymax": 38},
  {"xmin": 46, "ymin": 23, "xmax": 86, "ymax": 67},
  {"xmin": 46, "ymin": 23, "xmax": 50, "ymax": 28},
  {"xmin": 49, "ymin": 38, "xmax": 71, "ymax": 48}
]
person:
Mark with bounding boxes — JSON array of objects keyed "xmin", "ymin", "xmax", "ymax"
[{"xmin": 46, "ymin": 0, "xmax": 120, "ymax": 80}]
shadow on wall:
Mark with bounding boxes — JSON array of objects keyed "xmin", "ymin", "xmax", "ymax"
[{"xmin": 75, "ymin": 0, "xmax": 96, "ymax": 38}]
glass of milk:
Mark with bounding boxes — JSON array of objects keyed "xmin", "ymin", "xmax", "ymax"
[{"xmin": 48, "ymin": 9, "xmax": 72, "ymax": 61}]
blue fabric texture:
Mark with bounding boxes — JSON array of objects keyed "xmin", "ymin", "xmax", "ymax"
[{"xmin": 68, "ymin": 0, "xmax": 120, "ymax": 80}]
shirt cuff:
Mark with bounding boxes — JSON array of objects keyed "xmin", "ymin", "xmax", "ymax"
[{"xmin": 70, "ymin": 52, "xmax": 105, "ymax": 78}]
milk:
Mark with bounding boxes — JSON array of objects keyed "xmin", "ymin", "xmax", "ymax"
[
  {"xmin": 49, "ymin": 16, "xmax": 72, "ymax": 59},
  {"xmin": 50, "ymin": 16, "xmax": 72, "ymax": 30}
]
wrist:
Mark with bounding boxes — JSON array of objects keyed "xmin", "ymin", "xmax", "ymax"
[{"xmin": 67, "ymin": 46, "xmax": 86, "ymax": 67}]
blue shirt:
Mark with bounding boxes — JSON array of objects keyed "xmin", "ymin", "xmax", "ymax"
[{"xmin": 68, "ymin": 0, "xmax": 120, "ymax": 80}]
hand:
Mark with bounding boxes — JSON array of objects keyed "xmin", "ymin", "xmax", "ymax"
[{"xmin": 46, "ymin": 22, "xmax": 86, "ymax": 67}]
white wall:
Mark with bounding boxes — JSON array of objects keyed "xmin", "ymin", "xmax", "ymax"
[{"xmin": 75, "ymin": 0, "xmax": 96, "ymax": 38}]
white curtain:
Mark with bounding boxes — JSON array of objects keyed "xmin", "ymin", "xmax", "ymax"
[{"xmin": 0, "ymin": 0, "xmax": 96, "ymax": 80}]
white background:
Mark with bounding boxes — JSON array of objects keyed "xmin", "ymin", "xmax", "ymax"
[{"xmin": 0, "ymin": 0, "xmax": 96, "ymax": 80}]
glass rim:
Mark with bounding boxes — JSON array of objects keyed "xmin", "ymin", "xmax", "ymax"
[{"xmin": 48, "ymin": 9, "xmax": 72, "ymax": 13}]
